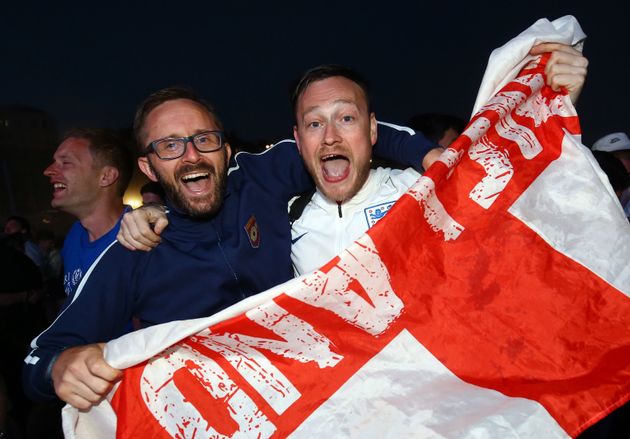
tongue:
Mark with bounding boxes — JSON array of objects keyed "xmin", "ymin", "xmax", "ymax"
[
  {"xmin": 183, "ymin": 178, "xmax": 210, "ymax": 193},
  {"xmin": 322, "ymin": 159, "xmax": 349, "ymax": 181}
]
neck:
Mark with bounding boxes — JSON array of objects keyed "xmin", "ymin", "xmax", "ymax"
[{"xmin": 77, "ymin": 198, "xmax": 125, "ymax": 242}]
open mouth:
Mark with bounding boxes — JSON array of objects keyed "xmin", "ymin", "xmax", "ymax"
[
  {"xmin": 321, "ymin": 154, "xmax": 350, "ymax": 183},
  {"xmin": 180, "ymin": 171, "xmax": 212, "ymax": 194},
  {"xmin": 52, "ymin": 182, "xmax": 67, "ymax": 195}
]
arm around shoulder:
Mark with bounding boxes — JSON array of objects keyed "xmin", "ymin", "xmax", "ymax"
[
  {"xmin": 117, "ymin": 203, "xmax": 168, "ymax": 251},
  {"xmin": 374, "ymin": 122, "xmax": 440, "ymax": 171},
  {"xmin": 233, "ymin": 139, "xmax": 313, "ymax": 200}
]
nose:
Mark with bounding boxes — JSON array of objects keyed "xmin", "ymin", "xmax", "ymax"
[
  {"xmin": 43, "ymin": 163, "xmax": 57, "ymax": 177},
  {"xmin": 181, "ymin": 139, "xmax": 202, "ymax": 162},
  {"xmin": 323, "ymin": 122, "xmax": 341, "ymax": 145}
]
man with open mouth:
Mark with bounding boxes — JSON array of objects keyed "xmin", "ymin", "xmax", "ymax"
[
  {"xmin": 289, "ymin": 43, "xmax": 588, "ymax": 276},
  {"xmin": 289, "ymin": 65, "xmax": 431, "ymax": 275},
  {"xmin": 43, "ymin": 128, "xmax": 133, "ymax": 298}
]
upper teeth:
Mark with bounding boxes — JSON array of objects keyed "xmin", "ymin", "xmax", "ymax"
[
  {"xmin": 182, "ymin": 172, "xmax": 208, "ymax": 181},
  {"xmin": 322, "ymin": 154, "xmax": 342, "ymax": 161},
  {"xmin": 54, "ymin": 183, "xmax": 66, "ymax": 189}
]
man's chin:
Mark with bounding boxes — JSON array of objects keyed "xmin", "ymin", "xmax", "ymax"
[
  {"xmin": 187, "ymin": 208, "xmax": 220, "ymax": 220},
  {"xmin": 319, "ymin": 185, "xmax": 357, "ymax": 204},
  {"xmin": 179, "ymin": 197, "xmax": 223, "ymax": 220},
  {"xmin": 50, "ymin": 199, "xmax": 66, "ymax": 210}
]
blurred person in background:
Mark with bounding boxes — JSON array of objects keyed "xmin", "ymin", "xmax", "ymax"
[
  {"xmin": 406, "ymin": 112, "xmax": 466, "ymax": 148},
  {"xmin": 33, "ymin": 229, "xmax": 65, "ymax": 323},
  {"xmin": 0, "ymin": 233, "xmax": 45, "ymax": 439},
  {"xmin": 591, "ymin": 150, "xmax": 630, "ymax": 221},
  {"xmin": 3, "ymin": 216, "xmax": 47, "ymax": 273},
  {"xmin": 140, "ymin": 181, "xmax": 165, "ymax": 205},
  {"xmin": 592, "ymin": 132, "xmax": 630, "ymax": 218}
]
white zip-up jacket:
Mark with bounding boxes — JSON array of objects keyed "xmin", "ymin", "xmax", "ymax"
[{"xmin": 291, "ymin": 167, "xmax": 421, "ymax": 275}]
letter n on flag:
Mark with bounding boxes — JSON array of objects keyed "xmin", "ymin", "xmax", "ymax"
[{"xmin": 64, "ymin": 16, "xmax": 629, "ymax": 439}]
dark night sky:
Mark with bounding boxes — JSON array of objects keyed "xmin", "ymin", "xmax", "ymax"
[{"xmin": 2, "ymin": 2, "xmax": 628, "ymax": 147}]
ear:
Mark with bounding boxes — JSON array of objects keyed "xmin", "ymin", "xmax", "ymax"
[
  {"xmin": 99, "ymin": 166, "xmax": 120, "ymax": 188},
  {"xmin": 138, "ymin": 157, "xmax": 158, "ymax": 182},
  {"xmin": 369, "ymin": 112, "xmax": 378, "ymax": 146},
  {"xmin": 293, "ymin": 126, "xmax": 302, "ymax": 154},
  {"xmin": 224, "ymin": 142, "xmax": 232, "ymax": 163}
]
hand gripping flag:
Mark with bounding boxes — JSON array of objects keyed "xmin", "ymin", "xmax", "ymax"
[{"xmin": 63, "ymin": 16, "xmax": 630, "ymax": 439}]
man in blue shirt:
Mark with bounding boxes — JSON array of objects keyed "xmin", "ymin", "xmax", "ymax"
[{"xmin": 43, "ymin": 128, "xmax": 133, "ymax": 297}]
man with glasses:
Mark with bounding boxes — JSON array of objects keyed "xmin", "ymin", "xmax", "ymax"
[{"xmin": 23, "ymin": 87, "xmax": 437, "ymax": 409}]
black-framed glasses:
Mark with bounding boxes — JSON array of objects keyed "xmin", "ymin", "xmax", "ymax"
[{"xmin": 145, "ymin": 131, "xmax": 224, "ymax": 160}]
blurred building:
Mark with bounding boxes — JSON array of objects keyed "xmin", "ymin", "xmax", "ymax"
[{"xmin": 0, "ymin": 106, "xmax": 74, "ymax": 236}]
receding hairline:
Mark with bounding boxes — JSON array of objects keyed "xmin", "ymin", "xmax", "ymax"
[
  {"xmin": 59, "ymin": 131, "xmax": 111, "ymax": 168},
  {"xmin": 133, "ymin": 86, "xmax": 224, "ymax": 154},
  {"xmin": 291, "ymin": 65, "xmax": 372, "ymax": 121},
  {"xmin": 138, "ymin": 98, "xmax": 222, "ymax": 146},
  {"xmin": 295, "ymin": 78, "xmax": 371, "ymax": 121}
]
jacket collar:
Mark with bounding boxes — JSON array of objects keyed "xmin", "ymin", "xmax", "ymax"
[{"xmin": 310, "ymin": 168, "xmax": 397, "ymax": 214}]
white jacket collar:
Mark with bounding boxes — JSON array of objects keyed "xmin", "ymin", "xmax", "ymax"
[{"xmin": 310, "ymin": 168, "xmax": 398, "ymax": 214}]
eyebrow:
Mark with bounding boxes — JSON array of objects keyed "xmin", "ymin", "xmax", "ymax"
[
  {"xmin": 54, "ymin": 152, "xmax": 73, "ymax": 161},
  {"xmin": 301, "ymin": 99, "xmax": 359, "ymax": 117},
  {"xmin": 158, "ymin": 129, "xmax": 218, "ymax": 140}
]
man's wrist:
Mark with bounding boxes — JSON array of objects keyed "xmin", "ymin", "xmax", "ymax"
[
  {"xmin": 141, "ymin": 202, "xmax": 168, "ymax": 214},
  {"xmin": 46, "ymin": 349, "xmax": 66, "ymax": 391}
]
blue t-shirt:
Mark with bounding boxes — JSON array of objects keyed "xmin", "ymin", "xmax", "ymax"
[{"xmin": 61, "ymin": 207, "xmax": 130, "ymax": 297}]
